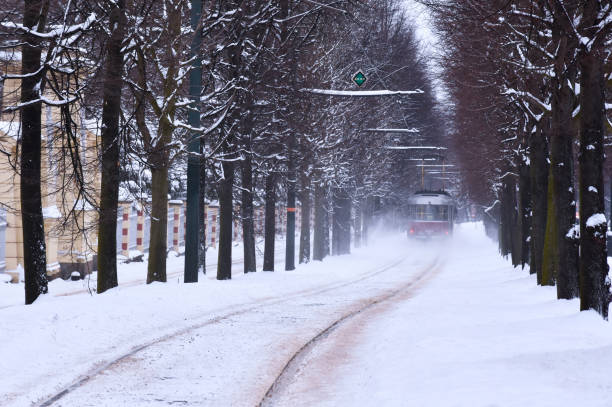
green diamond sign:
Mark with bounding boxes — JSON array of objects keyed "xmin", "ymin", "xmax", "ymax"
[{"xmin": 352, "ymin": 70, "xmax": 367, "ymax": 87}]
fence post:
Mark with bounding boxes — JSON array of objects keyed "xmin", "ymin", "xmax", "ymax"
[
  {"xmin": 0, "ymin": 208, "xmax": 6, "ymax": 274},
  {"xmin": 169, "ymin": 200, "xmax": 182, "ymax": 252},
  {"xmin": 211, "ymin": 210, "xmax": 217, "ymax": 248},
  {"xmin": 136, "ymin": 204, "xmax": 144, "ymax": 253},
  {"xmin": 183, "ymin": 204, "xmax": 187, "ymax": 245},
  {"xmin": 119, "ymin": 200, "xmax": 131, "ymax": 258},
  {"xmin": 144, "ymin": 198, "xmax": 152, "ymax": 252},
  {"xmin": 204, "ymin": 204, "xmax": 208, "ymax": 246}
]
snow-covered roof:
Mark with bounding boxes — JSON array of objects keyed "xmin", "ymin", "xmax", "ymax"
[{"xmin": 408, "ymin": 192, "xmax": 453, "ymax": 205}]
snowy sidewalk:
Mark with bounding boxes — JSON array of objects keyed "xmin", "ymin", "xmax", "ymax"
[
  {"xmin": 0, "ymin": 240, "xmax": 287, "ymax": 309},
  {"xmin": 271, "ymin": 223, "xmax": 612, "ymax": 407}
]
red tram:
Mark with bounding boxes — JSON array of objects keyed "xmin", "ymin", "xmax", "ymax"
[{"xmin": 407, "ymin": 191, "xmax": 455, "ymax": 238}]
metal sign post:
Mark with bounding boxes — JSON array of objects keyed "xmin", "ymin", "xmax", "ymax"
[{"xmin": 184, "ymin": 0, "xmax": 202, "ymax": 283}]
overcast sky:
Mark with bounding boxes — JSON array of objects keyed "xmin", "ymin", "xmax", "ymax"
[
  {"xmin": 402, "ymin": 0, "xmax": 437, "ymax": 52},
  {"xmin": 402, "ymin": 0, "xmax": 449, "ymax": 105}
]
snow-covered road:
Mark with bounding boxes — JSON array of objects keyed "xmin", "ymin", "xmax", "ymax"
[
  {"xmin": 3, "ymin": 223, "xmax": 612, "ymax": 407},
  {"xmin": 1, "ymin": 231, "xmax": 441, "ymax": 407},
  {"xmin": 263, "ymin": 224, "xmax": 612, "ymax": 407},
  {"xmin": 49, "ymin": 254, "xmax": 440, "ymax": 407}
]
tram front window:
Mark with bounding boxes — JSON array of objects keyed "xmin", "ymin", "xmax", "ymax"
[
  {"xmin": 437, "ymin": 206, "xmax": 449, "ymax": 221},
  {"xmin": 410, "ymin": 205, "xmax": 449, "ymax": 221}
]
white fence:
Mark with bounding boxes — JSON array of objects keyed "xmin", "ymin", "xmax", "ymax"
[
  {"xmin": 116, "ymin": 206, "xmax": 123, "ymax": 254},
  {"xmin": 115, "ymin": 201, "xmax": 223, "ymax": 258},
  {"xmin": 0, "ymin": 208, "xmax": 6, "ymax": 273},
  {"xmin": 111, "ymin": 202, "xmax": 298, "ymax": 259},
  {"xmin": 0, "ymin": 202, "xmax": 300, "ymax": 270}
]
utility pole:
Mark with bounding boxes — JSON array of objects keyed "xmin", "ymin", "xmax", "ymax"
[{"xmin": 184, "ymin": 0, "xmax": 202, "ymax": 283}]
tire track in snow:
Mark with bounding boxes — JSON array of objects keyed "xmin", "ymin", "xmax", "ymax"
[
  {"xmin": 258, "ymin": 256, "xmax": 444, "ymax": 407},
  {"xmin": 34, "ymin": 254, "xmax": 413, "ymax": 407}
]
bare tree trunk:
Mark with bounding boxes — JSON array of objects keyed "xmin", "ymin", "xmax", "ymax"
[
  {"xmin": 332, "ymin": 187, "xmax": 351, "ymax": 255},
  {"xmin": 578, "ymin": 15, "xmax": 609, "ymax": 316},
  {"xmin": 263, "ymin": 172, "xmax": 276, "ymax": 271},
  {"xmin": 332, "ymin": 190, "xmax": 339, "ymax": 256},
  {"xmin": 217, "ymin": 160, "xmax": 234, "ymax": 280},
  {"xmin": 147, "ymin": 166, "xmax": 168, "ymax": 283},
  {"xmin": 21, "ymin": 0, "xmax": 49, "ymax": 304},
  {"xmin": 541, "ymin": 166, "xmax": 558, "ymax": 286},
  {"xmin": 341, "ymin": 193, "xmax": 351, "ymax": 254},
  {"xmin": 299, "ymin": 172, "xmax": 311, "ymax": 264},
  {"xmin": 362, "ymin": 196, "xmax": 373, "ymax": 245},
  {"xmin": 518, "ymin": 153, "xmax": 531, "ymax": 269},
  {"xmin": 285, "ymin": 135, "xmax": 296, "ymax": 271},
  {"xmin": 313, "ymin": 180, "xmax": 326, "ymax": 261},
  {"xmin": 199, "ymin": 137, "xmax": 206, "ymax": 274},
  {"xmin": 323, "ymin": 191, "xmax": 330, "ymax": 257},
  {"xmin": 529, "ymin": 123, "xmax": 548, "ymax": 280},
  {"xmin": 354, "ymin": 200, "xmax": 362, "ymax": 249},
  {"xmin": 499, "ymin": 173, "xmax": 517, "ymax": 261},
  {"xmin": 136, "ymin": 0, "xmax": 181, "ymax": 285},
  {"xmin": 97, "ymin": 0, "xmax": 126, "ymax": 294},
  {"xmin": 542, "ymin": 15, "xmax": 579, "ymax": 294},
  {"xmin": 241, "ymin": 152, "xmax": 256, "ymax": 273}
]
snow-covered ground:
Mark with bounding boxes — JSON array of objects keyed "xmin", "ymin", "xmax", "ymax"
[
  {"xmin": 271, "ymin": 223, "xmax": 612, "ymax": 406},
  {"xmin": 0, "ymin": 239, "xmax": 283, "ymax": 309},
  {"xmin": 1, "ymin": 223, "xmax": 612, "ymax": 407}
]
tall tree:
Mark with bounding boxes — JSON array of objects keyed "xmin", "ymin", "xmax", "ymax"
[
  {"xmin": 528, "ymin": 119, "xmax": 549, "ymax": 281},
  {"xmin": 541, "ymin": 0, "xmax": 579, "ymax": 296},
  {"xmin": 263, "ymin": 171, "xmax": 276, "ymax": 271},
  {"xmin": 127, "ymin": 0, "xmax": 191, "ymax": 284},
  {"xmin": 312, "ymin": 176, "xmax": 327, "ymax": 261},
  {"xmin": 20, "ymin": 0, "xmax": 49, "ymax": 304},
  {"xmin": 240, "ymin": 123, "xmax": 257, "ymax": 273},
  {"xmin": 298, "ymin": 161, "xmax": 312, "ymax": 263},
  {"xmin": 97, "ymin": 0, "xmax": 127, "ymax": 294},
  {"xmin": 576, "ymin": 0, "xmax": 611, "ymax": 317},
  {"xmin": 216, "ymin": 147, "xmax": 234, "ymax": 280}
]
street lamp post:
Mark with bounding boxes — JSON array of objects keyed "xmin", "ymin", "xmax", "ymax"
[{"xmin": 184, "ymin": 0, "xmax": 202, "ymax": 283}]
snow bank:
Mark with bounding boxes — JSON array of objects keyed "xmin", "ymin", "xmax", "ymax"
[
  {"xmin": 299, "ymin": 222, "xmax": 612, "ymax": 407},
  {"xmin": 586, "ymin": 213, "xmax": 606, "ymax": 228}
]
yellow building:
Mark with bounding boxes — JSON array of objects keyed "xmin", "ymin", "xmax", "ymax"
[{"xmin": 0, "ymin": 53, "xmax": 100, "ymax": 281}]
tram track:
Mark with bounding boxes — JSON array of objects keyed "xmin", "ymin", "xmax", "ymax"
[
  {"xmin": 33, "ymin": 253, "xmax": 417, "ymax": 407},
  {"xmin": 258, "ymin": 256, "xmax": 444, "ymax": 407}
]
